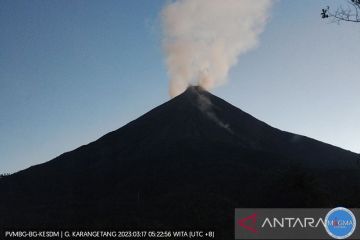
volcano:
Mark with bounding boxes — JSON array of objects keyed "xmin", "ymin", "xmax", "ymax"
[{"xmin": 0, "ymin": 86, "xmax": 359, "ymax": 238}]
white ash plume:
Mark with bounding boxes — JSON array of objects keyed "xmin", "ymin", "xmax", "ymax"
[{"xmin": 162, "ymin": 0, "xmax": 273, "ymax": 97}]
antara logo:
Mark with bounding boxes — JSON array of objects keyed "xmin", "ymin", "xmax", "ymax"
[
  {"xmin": 235, "ymin": 208, "xmax": 359, "ymax": 239},
  {"xmin": 237, "ymin": 213, "xmax": 258, "ymax": 233},
  {"xmin": 237, "ymin": 214, "xmax": 326, "ymax": 233},
  {"xmin": 261, "ymin": 217, "xmax": 325, "ymax": 228}
]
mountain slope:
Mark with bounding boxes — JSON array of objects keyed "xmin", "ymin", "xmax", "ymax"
[{"xmin": 0, "ymin": 86, "xmax": 359, "ymax": 238}]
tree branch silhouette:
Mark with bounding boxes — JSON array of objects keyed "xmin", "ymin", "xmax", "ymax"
[{"xmin": 322, "ymin": 0, "xmax": 360, "ymax": 23}]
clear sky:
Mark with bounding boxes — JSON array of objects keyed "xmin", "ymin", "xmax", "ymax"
[{"xmin": 1, "ymin": 0, "xmax": 359, "ymax": 173}]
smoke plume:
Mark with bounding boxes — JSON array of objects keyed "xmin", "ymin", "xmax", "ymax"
[{"xmin": 162, "ymin": 0, "xmax": 273, "ymax": 97}]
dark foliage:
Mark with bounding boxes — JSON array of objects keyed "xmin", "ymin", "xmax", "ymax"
[{"xmin": 0, "ymin": 173, "xmax": 11, "ymax": 179}]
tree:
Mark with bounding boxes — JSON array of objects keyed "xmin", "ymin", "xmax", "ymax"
[
  {"xmin": 322, "ymin": 0, "xmax": 360, "ymax": 23},
  {"xmin": 0, "ymin": 173, "xmax": 11, "ymax": 179}
]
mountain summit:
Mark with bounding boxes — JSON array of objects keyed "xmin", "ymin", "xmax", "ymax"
[{"xmin": 0, "ymin": 87, "xmax": 359, "ymax": 237}]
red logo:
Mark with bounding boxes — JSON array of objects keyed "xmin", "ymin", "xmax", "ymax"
[{"xmin": 237, "ymin": 213, "xmax": 257, "ymax": 233}]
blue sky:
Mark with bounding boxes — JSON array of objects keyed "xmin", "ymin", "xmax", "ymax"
[{"xmin": 1, "ymin": 0, "xmax": 359, "ymax": 173}]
